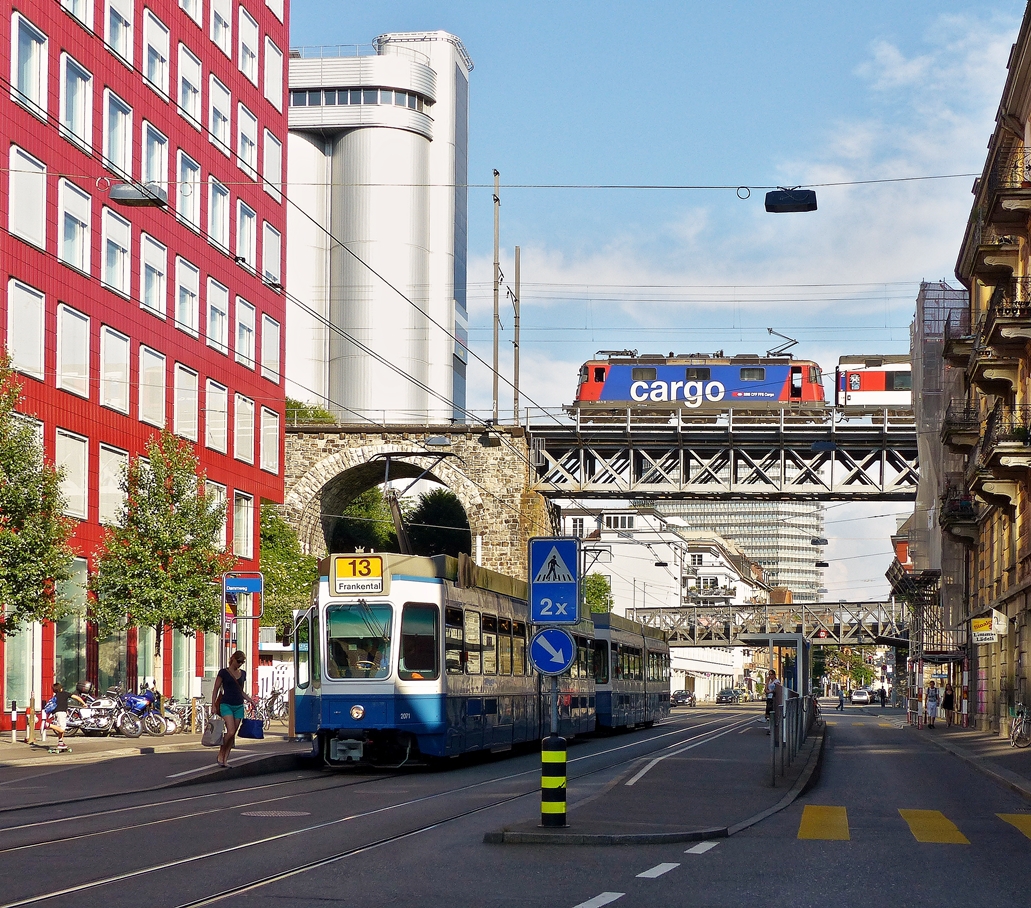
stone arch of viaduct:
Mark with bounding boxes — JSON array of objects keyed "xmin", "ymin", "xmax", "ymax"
[{"xmin": 282, "ymin": 425, "xmax": 555, "ymax": 578}]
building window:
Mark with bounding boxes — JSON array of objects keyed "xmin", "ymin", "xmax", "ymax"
[
  {"xmin": 58, "ymin": 180, "xmax": 92, "ymax": 274},
  {"xmin": 700, "ymin": 577, "xmax": 718, "ymax": 590},
  {"xmin": 177, "ymin": 44, "xmax": 202, "ymax": 125},
  {"xmin": 142, "ymin": 121, "xmax": 168, "ymax": 193},
  {"xmin": 262, "ymin": 129, "xmax": 282, "ymax": 201},
  {"xmin": 142, "ymin": 9, "xmax": 170, "ymax": 96},
  {"xmin": 174, "ymin": 257, "xmax": 200, "ymax": 335},
  {"xmin": 211, "ymin": 0, "xmax": 232, "ymax": 56},
  {"xmin": 237, "ymin": 103, "xmax": 258, "ymax": 176},
  {"xmin": 99, "ymin": 445, "xmax": 128, "ymax": 525},
  {"xmin": 689, "ymin": 553, "xmax": 704, "ymax": 567},
  {"xmin": 260, "ymin": 314, "xmax": 280, "ymax": 382},
  {"xmin": 604, "ymin": 514, "xmax": 634, "ymax": 530},
  {"xmin": 55, "ymin": 430, "xmax": 88, "ymax": 519},
  {"xmin": 209, "ymin": 76, "xmax": 231, "ymax": 153},
  {"xmin": 208, "ymin": 178, "xmax": 230, "ymax": 247},
  {"xmin": 234, "ymin": 395, "xmax": 254, "ymax": 464},
  {"xmin": 206, "ymin": 481, "xmax": 227, "ymax": 549},
  {"xmin": 173, "ymin": 364, "xmax": 199, "ymax": 441},
  {"xmin": 60, "ymin": 54, "xmax": 93, "ymax": 149},
  {"xmin": 180, "ymin": 0, "xmax": 202, "ymax": 26},
  {"xmin": 12, "ymin": 13, "xmax": 48, "ymax": 116},
  {"xmin": 101, "ymin": 208, "xmax": 131, "ymax": 295},
  {"xmin": 260, "ymin": 408, "xmax": 280, "ymax": 474},
  {"xmin": 235, "ymin": 298, "xmax": 255, "ymax": 367},
  {"xmin": 61, "ymin": 0, "xmax": 94, "ymax": 30},
  {"xmin": 264, "ymin": 37, "xmax": 283, "ymax": 110},
  {"xmin": 570, "ymin": 517, "xmax": 584, "ymax": 538},
  {"xmin": 7, "ymin": 279, "xmax": 44, "ymax": 379},
  {"xmin": 205, "ymin": 379, "xmax": 228, "ymax": 452},
  {"xmin": 102, "ymin": 89, "xmax": 132, "ymax": 175},
  {"xmin": 265, "ymin": 0, "xmax": 284, "ymax": 22},
  {"xmin": 140, "ymin": 234, "xmax": 167, "ymax": 316},
  {"xmin": 139, "ymin": 346, "xmax": 166, "ymax": 427},
  {"xmin": 104, "ymin": 0, "xmax": 133, "ymax": 64},
  {"xmin": 176, "ymin": 151, "xmax": 201, "ymax": 229},
  {"xmin": 9, "ymin": 145, "xmax": 46, "ymax": 248},
  {"xmin": 236, "ymin": 202, "xmax": 256, "ymax": 269},
  {"xmin": 238, "ymin": 7, "xmax": 258, "ymax": 83},
  {"xmin": 100, "ymin": 325, "xmax": 130, "ymax": 413},
  {"xmin": 262, "ymin": 222, "xmax": 281, "ymax": 283},
  {"xmin": 233, "ymin": 492, "xmax": 253, "ymax": 558},
  {"xmin": 206, "ymin": 278, "xmax": 229, "ymax": 353},
  {"xmin": 56, "ymin": 304, "xmax": 90, "ymax": 399}
]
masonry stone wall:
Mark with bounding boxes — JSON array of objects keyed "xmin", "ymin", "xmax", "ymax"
[{"xmin": 283, "ymin": 425, "xmax": 554, "ymax": 578}]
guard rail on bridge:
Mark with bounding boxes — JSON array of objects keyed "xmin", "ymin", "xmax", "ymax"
[
  {"xmin": 624, "ymin": 600, "xmax": 909, "ymax": 647},
  {"xmin": 525, "ymin": 406, "xmax": 917, "ymax": 500}
]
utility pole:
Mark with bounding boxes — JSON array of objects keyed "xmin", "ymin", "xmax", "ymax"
[
  {"xmin": 492, "ymin": 169, "xmax": 500, "ymax": 425},
  {"xmin": 513, "ymin": 245, "xmax": 520, "ymax": 424}
]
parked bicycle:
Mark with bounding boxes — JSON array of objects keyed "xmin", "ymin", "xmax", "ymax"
[{"xmin": 1012, "ymin": 703, "xmax": 1031, "ymax": 748}]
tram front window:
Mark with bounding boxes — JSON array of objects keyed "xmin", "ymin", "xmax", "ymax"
[{"xmin": 326, "ymin": 603, "xmax": 392, "ymax": 679}]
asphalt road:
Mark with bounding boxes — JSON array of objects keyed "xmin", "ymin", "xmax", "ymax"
[{"xmin": 1, "ymin": 706, "xmax": 1027, "ymax": 908}]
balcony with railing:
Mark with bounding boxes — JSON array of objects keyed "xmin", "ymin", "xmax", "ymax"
[
  {"xmin": 940, "ymin": 400, "xmax": 981, "ymax": 452},
  {"xmin": 981, "ymin": 277, "xmax": 1031, "ymax": 347},
  {"xmin": 943, "ymin": 309, "xmax": 974, "ymax": 366},
  {"xmin": 984, "ymin": 143, "xmax": 1031, "ymax": 226},
  {"xmin": 970, "ymin": 315, "xmax": 1019, "ymax": 395},
  {"xmin": 978, "ymin": 403, "xmax": 1031, "ymax": 474},
  {"xmin": 938, "ymin": 478, "xmax": 979, "ymax": 544},
  {"xmin": 969, "ymin": 221, "xmax": 1021, "ymax": 279}
]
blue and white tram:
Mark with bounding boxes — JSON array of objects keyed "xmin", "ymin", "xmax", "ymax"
[
  {"xmin": 591, "ymin": 612, "xmax": 671, "ymax": 729},
  {"xmin": 293, "ymin": 553, "xmax": 596, "ymax": 766}
]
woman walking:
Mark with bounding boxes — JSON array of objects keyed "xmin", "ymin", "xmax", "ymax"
[
  {"xmin": 925, "ymin": 680, "xmax": 940, "ymax": 729},
  {"xmin": 942, "ymin": 682, "xmax": 956, "ymax": 727},
  {"xmin": 211, "ymin": 650, "xmax": 256, "ymax": 767}
]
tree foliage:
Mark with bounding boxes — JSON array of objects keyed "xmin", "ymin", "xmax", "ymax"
[
  {"xmin": 0, "ymin": 355, "xmax": 75, "ymax": 636},
  {"xmin": 89, "ymin": 431, "xmax": 235, "ymax": 637},
  {"xmin": 259, "ymin": 502, "xmax": 317, "ymax": 634},
  {"xmin": 285, "ymin": 397, "xmax": 335, "ymax": 425},
  {"xmin": 408, "ymin": 488, "xmax": 471, "ymax": 558},
  {"xmin": 822, "ymin": 646, "xmax": 875, "ymax": 689},
  {"xmin": 328, "ymin": 487, "xmax": 398, "ymax": 553},
  {"xmin": 584, "ymin": 572, "xmax": 614, "ymax": 613}
]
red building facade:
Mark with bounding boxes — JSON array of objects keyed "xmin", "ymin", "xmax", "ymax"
[{"xmin": 0, "ymin": 0, "xmax": 288, "ymax": 722}]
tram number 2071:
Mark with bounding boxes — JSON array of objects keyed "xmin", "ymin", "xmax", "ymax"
[{"xmin": 399, "ymin": 712, "xmax": 412, "ymax": 720}]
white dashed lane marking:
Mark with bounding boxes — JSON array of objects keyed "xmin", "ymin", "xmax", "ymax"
[
  {"xmin": 685, "ymin": 841, "xmax": 720, "ymax": 854},
  {"xmin": 571, "ymin": 893, "xmax": 625, "ymax": 908},
  {"xmin": 637, "ymin": 862, "xmax": 680, "ymax": 879}
]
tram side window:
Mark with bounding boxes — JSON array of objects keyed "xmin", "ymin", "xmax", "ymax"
[
  {"xmin": 513, "ymin": 622, "xmax": 527, "ymax": 674},
  {"xmin": 626, "ymin": 647, "xmax": 642, "ymax": 681},
  {"xmin": 464, "ymin": 609, "xmax": 481, "ymax": 674},
  {"xmin": 577, "ymin": 636, "xmax": 589, "ymax": 679},
  {"xmin": 294, "ymin": 611, "xmax": 310, "ymax": 689},
  {"xmin": 482, "ymin": 614, "xmax": 498, "ymax": 674},
  {"xmin": 445, "ymin": 607, "xmax": 464, "ymax": 674},
  {"xmin": 398, "ymin": 603, "xmax": 439, "ymax": 681},
  {"xmin": 499, "ymin": 618, "xmax": 513, "ymax": 674},
  {"xmin": 593, "ymin": 639, "xmax": 609, "ymax": 684},
  {"xmin": 612, "ymin": 643, "xmax": 622, "ymax": 679}
]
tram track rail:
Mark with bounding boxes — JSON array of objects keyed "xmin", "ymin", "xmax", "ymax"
[{"xmin": 0, "ymin": 710, "xmax": 760, "ymax": 908}]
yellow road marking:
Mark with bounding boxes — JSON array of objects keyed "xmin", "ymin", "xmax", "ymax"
[
  {"xmin": 878, "ymin": 723, "xmax": 893, "ymax": 727},
  {"xmin": 998, "ymin": 814, "xmax": 1031, "ymax": 839},
  {"xmin": 898, "ymin": 810, "xmax": 969, "ymax": 844},
  {"xmin": 798, "ymin": 805, "xmax": 850, "ymax": 840}
]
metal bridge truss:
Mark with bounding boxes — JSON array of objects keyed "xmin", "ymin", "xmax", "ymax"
[
  {"xmin": 527, "ymin": 407, "xmax": 918, "ymax": 500},
  {"xmin": 624, "ymin": 600, "xmax": 910, "ymax": 647}
]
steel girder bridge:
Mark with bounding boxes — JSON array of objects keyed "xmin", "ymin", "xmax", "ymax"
[
  {"xmin": 526, "ymin": 407, "xmax": 918, "ymax": 500},
  {"xmin": 624, "ymin": 600, "xmax": 910, "ymax": 648}
]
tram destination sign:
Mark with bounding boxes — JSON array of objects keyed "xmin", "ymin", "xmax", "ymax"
[
  {"xmin": 332, "ymin": 555, "xmax": 385, "ymax": 594},
  {"xmin": 528, "ymin": 537, "xmax": 580, "ymax": 625}
]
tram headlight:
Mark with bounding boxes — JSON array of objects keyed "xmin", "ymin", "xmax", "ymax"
[{"xmin": 350, "ymin": 705, "xmax": 365, "ymax": 721}]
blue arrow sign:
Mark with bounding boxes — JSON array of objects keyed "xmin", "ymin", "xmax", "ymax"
[
  {"xmin": 528, "ymin": 537, "xmax": 580, "ymax": 625},
  {"xmin": 529, "ymin": 627, "xmax": 576, "ymax": 676}
]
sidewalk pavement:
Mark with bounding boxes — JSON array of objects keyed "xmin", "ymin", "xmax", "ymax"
[{"xmin": 488, "ymin": 706, "xmax": 826, "ymax": 845}]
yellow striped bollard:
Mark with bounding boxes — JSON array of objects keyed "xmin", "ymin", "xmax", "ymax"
[{"xmin": 541, "ymin": 734, "xmax": 567, "ymax": 827}]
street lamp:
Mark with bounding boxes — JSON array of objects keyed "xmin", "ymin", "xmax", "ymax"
[{"xmin": 765, "ymin": 187, "xmax": 818, "ymax": 212}]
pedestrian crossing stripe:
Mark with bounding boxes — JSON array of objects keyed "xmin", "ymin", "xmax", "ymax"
[
  {"xmin": 998, "ymin": 814, "xmax": 1031, "ymax": 840},
  {"xmin": 533, "ymin": 547, "xmax": 575, "ymax": 583},
  {"xmin": 897, "ymin": 810, "xmax": 969, "ymax": 844},
  {"xmin": 798, "ymin": 805, "xmax": 849, "ymax": 840}
]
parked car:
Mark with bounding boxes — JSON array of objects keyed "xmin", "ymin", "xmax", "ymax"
[
  {"xmin": 850, "ymin": 689, "xmax": 871, "ymax": 705},
  {"xmin": 670, "ymin": 690, "xmax": 697, "ymax": 707},
  {"xmin": 716, "ymin": 688, "xmax": 741, "ymax": 704}
]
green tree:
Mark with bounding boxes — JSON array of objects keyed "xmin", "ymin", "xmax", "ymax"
[
  {"xmin": 584, "ymin": 573, "xmax": 614, "ymax": 613},
  {"xmin": 285, "ymin": 397, "xmax": 335, "ymax": 425},
  {"xmin": 0, "ymin": 355, "xmax": 75, "ymax": 636},
  {"xmin": 259, "ymin": 502, "xmax": 317, "ymax": 636},
  {"xmin": 824, "ymin": 646, "xmax": 875, "ymax": 690},
  {"xmin": 328, "ymin": 487, "xmax": 398, "ymax": 552},
  {"xmin": 407, "ymin": 488, "xmax": 471, "ymax": 557},
  {"xmin": 89, "ymin": 431, "xmax": 235, "ymax": 678}
]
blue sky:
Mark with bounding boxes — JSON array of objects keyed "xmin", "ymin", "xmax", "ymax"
[{"xmin": 290, "ymin": 1, "xmax": 1022, "ymax": 598}]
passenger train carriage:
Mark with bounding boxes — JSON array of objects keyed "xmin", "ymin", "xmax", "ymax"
[
  {"xmin": 592, "ymin": 612, "xmax": 671, "ymax": 729},
  {"xmin": 574, "ymin": 352, "xmax": 825, "ymax": 410},
  {"xmin": 835, "ymin": 355, "xmax": 912, "ymax": 408},
  {"xmin": 294, "ymin": 553, "xmax": 669, "ymax": 766}
]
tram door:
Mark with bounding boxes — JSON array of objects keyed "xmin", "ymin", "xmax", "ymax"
[{"xmin": 293, "ymin": 607, "xmax": 321, "ymax": 733}]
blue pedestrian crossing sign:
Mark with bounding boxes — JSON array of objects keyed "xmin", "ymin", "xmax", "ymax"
[
  {"xmin": 528, "ymin": 537, "xmax": 580, "ymax": 625},
  {"xmin": 529, "ymin": 627, "xmax": 577, "ymax": 676}
]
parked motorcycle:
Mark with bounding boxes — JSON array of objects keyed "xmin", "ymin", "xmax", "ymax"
[{"xmin": 117, "ymin": 687, "xmax": 165, "ymax": 737}]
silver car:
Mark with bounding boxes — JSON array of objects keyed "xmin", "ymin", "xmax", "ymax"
[{"xmin": 850, "ymin": 689, "xmax": 871, "ymax": 705}]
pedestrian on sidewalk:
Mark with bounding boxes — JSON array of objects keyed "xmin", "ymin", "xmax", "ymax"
[
  {"xmin": 942, "ymin": 683, "xmax": 956, "ymax": 727},
  {"xmin": 925, "ymin": 680, "xmax": 940, "ymax": 728},
  {"xmin": 211, "ymin": 651, "xmax": 256, "ymax": 768},
  {"xmin": 836, "ymin": 688, "xmax": 845, "ymax": 711},
  {"xmin": 879, "ymin": 688, "xmax": 887, "ymax": 709},
  {"xmin": 764, "ymin": 671, "xmax": 780, "ymax": 733},
  {"xmin": 50, "ymin": 682, "xmax": 83, "ymax": 751}
]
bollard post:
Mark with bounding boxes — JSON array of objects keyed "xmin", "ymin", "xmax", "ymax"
[
  {"xmin": 540, "ymin": 734, "xmax": 567, "ymax": 827},
  {"xmin": 10, "ymin": 703, "xmax": 16, "ymax": 745}
]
